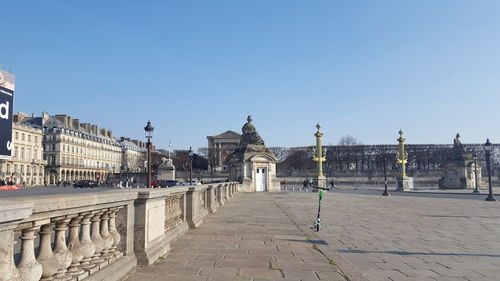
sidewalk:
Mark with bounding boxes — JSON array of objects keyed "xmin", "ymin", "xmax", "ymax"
[{"xmin": 122, "ymin": 193, "xmax": 364, "ymax": 281}]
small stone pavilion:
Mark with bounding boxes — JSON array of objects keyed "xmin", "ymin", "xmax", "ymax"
[
  {"xmin": 440, "ymin": 133, "xmax": 482, "ymax": 189},
  {"xmin": 227, "ymin": 116, "xmax": 280, "ymax": 192}
]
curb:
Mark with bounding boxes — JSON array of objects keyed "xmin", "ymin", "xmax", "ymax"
[{"xmin": 270, "ymin": 194, "xmax": 369, "ymax": 281}]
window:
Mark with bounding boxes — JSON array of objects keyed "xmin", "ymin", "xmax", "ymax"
[
  {"xmin": 52, "ymin": 144, "xmax": 56, "ymax": 151},
  {"xmin": 34, "ymin": 136, "xmax": 38, "ymax": 143},
  {"xmin": 14, "ymin": 146, "xmax": 18, "ymax": 158},
  {"xmin": 20, "ymin": 147, "xmax": 24, "ymax": 160},
  {"xmin": 21, "ymin": 133, "xmax": 25, "ymax": 141},
  {"xmin": 6, "ymin": 164, "xmax": 10, "ymax": 173},
  {"xmin": 28, "ymin": 135, "xmax": 31, "ymax": 142},
  {"xmin": 15, "ymin": 132, "xmax": 19, "ymax": 140}
]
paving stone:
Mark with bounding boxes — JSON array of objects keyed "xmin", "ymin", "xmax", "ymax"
[
  {"xmin": 239, "ymin": 268, "xmax": 283, "ymax": 279},
  {"xmin": 282, "ymin": 270, "xmax": 319, "ymax": 280},
  {"xmin": 271, "ymin": 191, "xmax": 500, "ymax": 281}
]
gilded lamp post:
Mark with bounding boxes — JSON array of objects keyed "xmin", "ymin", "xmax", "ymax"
[
  {"xmin": 396, "ymin": 129, "xmax": 410, "ymax": 191},
  {"xmin": 312, "ymin": 123, "xmax": 327, "ymax": 188}
]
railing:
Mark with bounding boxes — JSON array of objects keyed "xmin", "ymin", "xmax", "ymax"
[{"xmin": 0, "ymin": 182, "xmax": 239, "ymax": 281}]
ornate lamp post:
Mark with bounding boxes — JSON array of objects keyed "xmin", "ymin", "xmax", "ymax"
[
  {"xmin": 382, "ymin": 157, "xmax": 390, "ymax": 196},
  {"xmin": 312, "ymin": 123, "xmax": 327, "ymax": 188},
  {"xmin": 144, "ymin": 121, "xmax": 154, "ymax": 188},
  {"xmin": 188, "ymin": 147, "xmax": 193, "ymax": 185},
  {"xmin": 472, "ymin": 159, "xmax": 480, "ymax": 194},
  {"xmin": 484, "ymin": 139, "xmax": 496, "ymax": 201},
  {"xmin": 396, "ymin": 130, "xmax": 409, "ymax": 191}
]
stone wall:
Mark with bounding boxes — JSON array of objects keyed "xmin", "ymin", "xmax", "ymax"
[{"xmin": 0, "ymin": 182, "xmax": 239, "ymax": 281}]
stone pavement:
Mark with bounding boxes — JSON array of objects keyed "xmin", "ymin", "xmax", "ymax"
[
  {"xmin": 121, "ymin": 193, "xmax": 357, "ymax": 281},
  {"xmin": 274, "ymin": 189, "xmax": 500, "ymax": 281}
]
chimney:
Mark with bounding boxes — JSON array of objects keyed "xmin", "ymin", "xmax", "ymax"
[
  {"xmin": 82, "ymin": 123, "xmax": 91, "ymax": 133},
  {"xmin": 14, "ymin": 112, "xmax": 28, "ymax": 123},
  {"xmin": 72, "ymin": 119, "xmax": 80, "ymax": 130},
  {"xmin": 42, "ymin": 112, "xmax": 50, "ymax": 123},
  {"xmin": 66, "ymin": 116, "xmax": 72, "ymax": 128},
  {"xmin": 55, "ymin": 115, "xmax": 68, "ymax": 127},
  {"xmin": 100, "ymin": 128, "xmax": 106, "ymax": 136},
  {"xmin": 91, "ymin": 125, "xmax": 97, "ymax": 135}
]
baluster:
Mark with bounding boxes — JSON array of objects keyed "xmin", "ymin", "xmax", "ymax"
[
  {"xmin": 37, "ymin": 223, "xmax": 59, "ymax": 281},
  {"xmin": 17, "ymin": 224, "xmax": 43, "ymax": 281},
  {"xmin": 0, "ymin": 228, "xmax": 21, "ymax": 281},
  {"xmin": 100, "ymin": 210, "xmax": 114, "ymax": 259},
  {"xmin": 90, "ymin": 211, "xmax": 105, "ymax": 265},
  {"xmin": 66, "ymin": 216, "xmax": 86, "ymax": 278},
  {"xmin": 52, "ymin": 218, "xmax": 72, "ymax": 280},
  {"xmin": 108, "ymin": 207, "xmax": 122, "ymax": 257},
  {"xmin": 79, "ymin": 213, "xmax": 96, "ymax": 270}
]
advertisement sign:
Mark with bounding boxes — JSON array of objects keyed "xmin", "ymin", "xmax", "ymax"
[{"xmin": 0, "ymin": 70, "xmax": 15, "ymax": 160}]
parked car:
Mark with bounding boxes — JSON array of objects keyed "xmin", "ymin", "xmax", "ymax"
[
  {"xmin": 181, "ymin": 181, "xmax": 202, "ymax": 186},
  {"xmin": 152, "ymin": 180, "xmax": 179, "ymax": 188},
  {"xmin": 73, "ymin": 180, "xmax": 98, "ymax": 188},
  {"xmin": 164, "ymin": 180, "xmax": 179, "ymax": 187}
]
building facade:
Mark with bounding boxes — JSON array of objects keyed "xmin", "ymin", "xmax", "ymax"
[
  {"xmin": 0, "ymin": 113, "xmax": 46, "ymax": 186},
  {"xmin": 21, "ymin": 112, "xmax": 122, "ymax": 184},
  {"xmin": 116, "ymin": 137, "xmax": 147, "ymax": 172},
  {"xmin": 207, "ymin": 130, "xmax": 241, "ymax": 171}
]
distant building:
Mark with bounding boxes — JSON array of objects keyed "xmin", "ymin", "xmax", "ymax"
[
  {"xmin": 116, "ymin": 137, "xmax": 147, "ymax": 172},
  {"xmin": 0, "ymin": 113, "xmax": 47, "ymax": 186},
  {"xmin": 21, "ymin": 112, "xmax": 122, "ymax": 184},
  {"xmin": 207, "ymin": 130, "xmax": 240, "ymax": 171}
]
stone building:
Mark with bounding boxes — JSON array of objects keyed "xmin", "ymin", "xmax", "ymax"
[
  {"xmin": 207, "ymin": 130, "xmax": 241, "ymax": 171},
  {"xmin": 227, "ymin": 116, "xmax": 280, "ymax": 192},
  {"xmin": 116, "ymin": 137, "xmax": 147, "ymax": 172},
  {"xmin": 21, "ymin": 112, "xmax": 122, "ymax": 184},
  {"xmin": 0, "ymin": 113, "xmax": 47, "ymax": 186}
]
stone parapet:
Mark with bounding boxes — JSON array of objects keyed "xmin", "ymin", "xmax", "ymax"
[{"xmin": 0, "ymin": 182, "xmax": 239, "ymax": 280}]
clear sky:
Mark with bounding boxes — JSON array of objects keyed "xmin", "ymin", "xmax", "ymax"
[{"xmin": 2, "ymin": 1, "xmax": 499, "ymax": 150}]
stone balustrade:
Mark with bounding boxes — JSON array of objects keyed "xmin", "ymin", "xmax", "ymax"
[{"xmin": 0, "ymin": 182, "xmax": 239, "ymax": 281}]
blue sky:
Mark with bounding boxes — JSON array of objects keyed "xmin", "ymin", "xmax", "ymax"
[{"xmin": 2, "ymin": 1, "xmax": 500, "ymax": 150}]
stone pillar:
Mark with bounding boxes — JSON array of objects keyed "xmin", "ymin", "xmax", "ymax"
[
  {"xmin": 67, "ymin": 216, "xmax": 87, "ymax": 279},
  {"xmin": 108, "ymin": 207, "xmax": 122, "ymax": 258},
  {"xmin": 100, "ymin": 210, "xmax": 114, "ymax": 259},
  {"xmin": 79, "ymin": 213, "xmax": 96, "ymax": 270},
  {"xmin": 207, "ymin": 185, "xmax": 217, "ymax": 213},
  {"xmin": 90, "ymin": 211, "xmax": 105, "ymax": 265},
  {"xmin": 52, "ymin": 218, "xmax": 73, "ymax": 280},
  {"xmin": 37, "ymin": 223, "xmax": 60, "ymax": 280},
  {"xmin": 17, "ymin": 224, "xmax": 43, "ymax": 281}
]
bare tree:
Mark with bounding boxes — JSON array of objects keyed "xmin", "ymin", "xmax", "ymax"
[{"xmin": 338, "ymin": 135, "xmax": 362, "ymax": 146}]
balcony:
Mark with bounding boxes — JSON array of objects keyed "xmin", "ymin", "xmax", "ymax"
[{"xmin": 32, "ymin": 159, "xmax": 48, "ymax": 165}]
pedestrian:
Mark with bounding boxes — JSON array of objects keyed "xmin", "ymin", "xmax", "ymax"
[{"xmin": 0, "ymin": 179, "xmax": 5, "ymax": 186}]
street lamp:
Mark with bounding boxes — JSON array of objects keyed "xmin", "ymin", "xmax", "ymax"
[
  {"xmin": 382, "ymin": 157, "xmax": 390, "ymax": 196},
  {"xmin": 188, "ymin": 147, "xmax": 193, "ymax": 185},
  {"xmin": 144, "ymin": 121, "xmax": 154, "ymax": 188},
  {"xmin": 472, "ymin": 159, "xmax": 480, "ymax": 194},
  {"xmin": 484, "ymin": 139, "xmax": 495, "ymax": 201}
]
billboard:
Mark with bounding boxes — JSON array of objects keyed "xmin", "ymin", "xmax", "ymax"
[{"xmin": 0, "ymin": 70, "xmax": 15, "ymax": 160}]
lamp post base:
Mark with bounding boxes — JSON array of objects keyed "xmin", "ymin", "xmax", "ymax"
[
  {"xmin": 396, "ymin": 177, "xmax": 410, "ymax": 192},
  {"xmin": 485, "ymin": 195, "xmax": 496, "ymax": 201},
  {"xmin": 313, "ymin": 176, "xmax": 327, "ymax": 189}
]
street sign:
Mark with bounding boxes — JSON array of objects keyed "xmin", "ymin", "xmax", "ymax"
[{"xmin": 0, "ymin": 70, "xmax": 15, "ymax": 160}]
